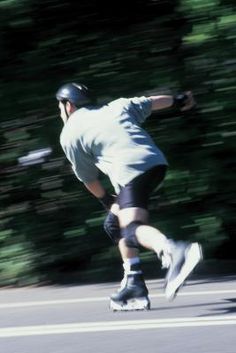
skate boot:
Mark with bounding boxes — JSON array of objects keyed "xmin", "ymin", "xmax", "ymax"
[
  {"xmin": 162, "ymin": 241, "xmax": 203, "ymax": 301},
  {"xmin": 110, "ymin": 272, "xmax": 151, "ymax": 311}
]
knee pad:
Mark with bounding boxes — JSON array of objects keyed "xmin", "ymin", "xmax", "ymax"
[
  {"xmin": 121, "ymin": 221, "xmax": 144, "ymax": 248},
  {"xmin": 103, "ymin": 212, "xmax": 121, "ymax": 244}
]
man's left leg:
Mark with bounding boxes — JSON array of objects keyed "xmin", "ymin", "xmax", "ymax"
[{"xmin": 103, "ymin": 208, "xmax": 149, "ymax": 311}]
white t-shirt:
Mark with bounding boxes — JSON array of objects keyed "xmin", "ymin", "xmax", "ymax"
[{"xmin": 60, "ymin": 96, "xmax": 168, "ymax": 193}]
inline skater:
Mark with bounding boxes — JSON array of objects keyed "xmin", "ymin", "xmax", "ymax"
[{"xmin": 56, "ymin": 82, "xmax": 202, "ymax": 310}]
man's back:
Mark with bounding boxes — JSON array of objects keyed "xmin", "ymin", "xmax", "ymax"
[{"xmin": 60, "ymin": 97, "xmax": 168, "ymax": 192}]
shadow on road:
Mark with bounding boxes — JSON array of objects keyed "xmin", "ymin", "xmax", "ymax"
[
  {"xmin": 150, "ymin": 301, "xmax": 223, "ymax": 312},
  {"xmin": 198, "ymin": 298, "xmax": 236, "ymax": 317}
]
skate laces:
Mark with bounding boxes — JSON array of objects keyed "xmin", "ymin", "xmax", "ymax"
[
  {"xmin": 160, "ymin": 250, "xmax": 172, "ymax": 269},
  {"xmin": 119, "ymin": 263, "xmax": 142, "ymax": 291},
  {"xmin": 119, "ymin": 263, "xmax": 130, "ymax": 291}
]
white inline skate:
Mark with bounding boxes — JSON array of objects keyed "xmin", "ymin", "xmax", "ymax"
[{"xmin": 162, "ymin": 241, "xmax": 203, "ymax": 301}]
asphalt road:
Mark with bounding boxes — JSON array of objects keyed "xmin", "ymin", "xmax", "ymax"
[{"xmin": 0, "ymin": 275, "xmax": 235, "ymax": 353}]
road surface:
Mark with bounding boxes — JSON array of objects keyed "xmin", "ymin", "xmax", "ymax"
[{"xmin": 0, "ymin": 275, "xmax": 235, "ymax": 353}]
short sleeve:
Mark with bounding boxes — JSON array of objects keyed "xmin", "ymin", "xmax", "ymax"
[
  {"xmin": 127, "ymin": 96, "xmax": 152, "ymax": 124},
  {"xmin": 61, "ymin": 141, "xmax": 99, "ymax": 183}
]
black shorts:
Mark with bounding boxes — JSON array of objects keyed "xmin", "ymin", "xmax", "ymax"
[{"xmin": 116, "ymin": 165, "xmax": 167, "ymax": 210}]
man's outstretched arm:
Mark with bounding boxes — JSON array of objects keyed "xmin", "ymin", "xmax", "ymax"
[{"xmin": 149, "ymin": 91, "xmax": 196, "ymax": 112}]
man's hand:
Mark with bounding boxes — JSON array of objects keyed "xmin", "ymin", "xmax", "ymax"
[
  {"xmin": 84, "ymin": 180, "xmax": 116, "ymax": 211},
  {"xmin": 110, "ymin": 203, "xmax": 120, "ymax": 216},
  {"xmin": 98, "ymin": 193, "xmax": 115, "ymax": 211},
  {"xmin": 180, "ymin": 91, "xmax": 196, "ymax": 111}
]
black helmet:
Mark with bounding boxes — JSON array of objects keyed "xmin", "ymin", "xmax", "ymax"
[{"xmin": 56, "ymin": 83, "xmax": 91, "ymax": 107}]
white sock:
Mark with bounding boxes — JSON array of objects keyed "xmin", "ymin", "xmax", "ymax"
[
  {"xmin": 124, "ymin": 257, "xmax": 140, "ymax": 266},
  {"xmin": 123, "ymin": 257, "xmax": 142, "ymax": 275},
  {"xmin": 157, "ymin": 239, "xmax": 174, "ymax": 268}
]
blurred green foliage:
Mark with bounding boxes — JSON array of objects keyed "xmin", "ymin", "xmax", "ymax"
[{"xmin": 0, "ymin": 0, "xmax": 235, "ymax": 286}]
